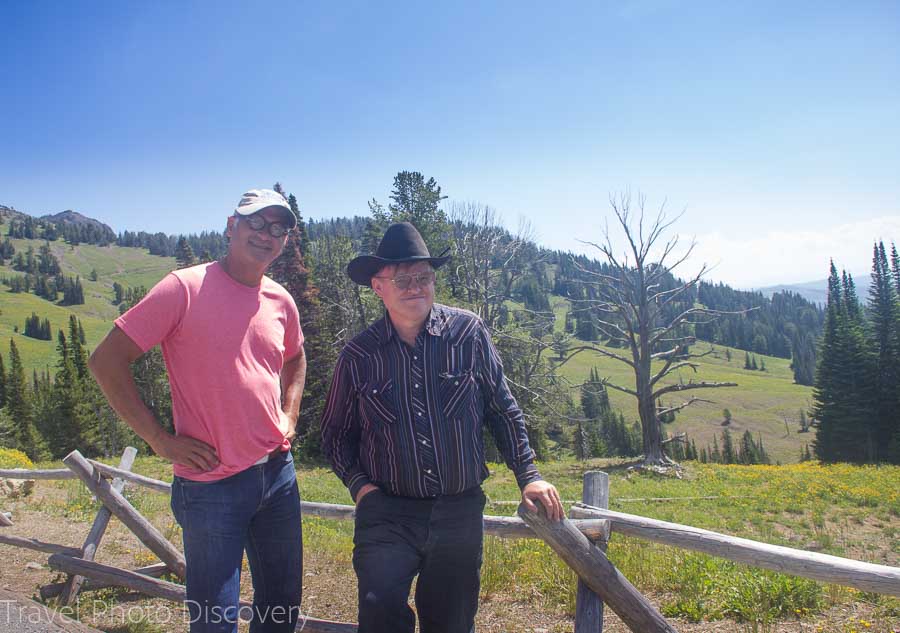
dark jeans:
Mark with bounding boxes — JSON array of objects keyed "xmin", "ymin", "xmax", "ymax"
[
  {"xmin": 171, "ymin": 451, "xmax": 303, "ymax": 633},
  {"xmin": 353, "ymin": 486, "xmax": 486, "ymax": 633}
]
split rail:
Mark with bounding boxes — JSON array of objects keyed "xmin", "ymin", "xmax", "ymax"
[{"xmin": 2, "ymin": 448, "xmax": 899, "ymax": 633}]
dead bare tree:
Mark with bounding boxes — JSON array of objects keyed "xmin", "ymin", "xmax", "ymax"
[
  {"xmin": 449, "ymin": 201, "xmax": 541, "ymax": 328},
  {"xmin": 571, "ymin": 192, "xmax": 743, "ymax": 468}
]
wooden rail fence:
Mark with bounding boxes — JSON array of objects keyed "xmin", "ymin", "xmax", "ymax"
[{"xmin": 2, "ymin": 448, "xmax": 900, "ymax": 633}]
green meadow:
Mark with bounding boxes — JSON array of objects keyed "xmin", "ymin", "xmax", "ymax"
[{"xmin": 543, "ymin": 296, "xmax": 815, "ymax": 465}]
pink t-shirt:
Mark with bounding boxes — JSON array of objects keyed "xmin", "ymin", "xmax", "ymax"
[{"xmin": 115, "ymin": 262, "xmax": 303, "ymax": 481}]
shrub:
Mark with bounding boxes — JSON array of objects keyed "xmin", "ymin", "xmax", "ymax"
[{"xmin": 0, "ymin": 447, "xmax": 33, "ymax": 469}]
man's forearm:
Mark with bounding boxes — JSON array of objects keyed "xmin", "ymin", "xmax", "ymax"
[
  {"xmin": 281, "ymin": 347, "xmax": 307, "ymax": 423},
  {"xmin": 89, "ymin": 341, "xmax": 167, "ymax": 449},
  {"xmin": 88, "ymin": 327, "xmax": 166, "ymax": 451}
]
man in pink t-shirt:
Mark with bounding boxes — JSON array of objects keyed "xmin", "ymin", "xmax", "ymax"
[{"xmin": 90, "ymin": 189, "xmax": 306, "ymax": 633}]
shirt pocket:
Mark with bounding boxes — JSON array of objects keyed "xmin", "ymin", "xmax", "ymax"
[
  {"xmin": 360, "ymin": 377, "xmax": 398, "ymax": 426},
  {"xmin": 439, "ymin": 370, "xmax": 477, "ymax": 421}
]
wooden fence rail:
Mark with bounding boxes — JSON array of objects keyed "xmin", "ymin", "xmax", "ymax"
[{"xmin": 570, "ymin": 503, "xmax": 900, "ymax": 597}]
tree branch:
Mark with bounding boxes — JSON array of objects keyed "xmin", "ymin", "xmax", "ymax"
[
  {"xmin": 653, "ymin": 380, "xmax": 738, "ymax": 399},
  {"xmin": 656, "ymin": 397, "xmax": 713, "ymax": 416}
]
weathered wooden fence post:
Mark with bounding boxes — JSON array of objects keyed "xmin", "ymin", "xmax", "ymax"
[
  {"xmin": 62, "ymin": 450, "xmax": 186, "ymax": 578},
  {"xmin": 574, "ymin": 471, "xmax": 608, "ymax": 633},
  {"xmin": 61, "ymin": 446, "xmax": 138, "ymax": 605},
  {"xmin": 518, "ymin": 501, "xmax": 677, "ymax": 633}
]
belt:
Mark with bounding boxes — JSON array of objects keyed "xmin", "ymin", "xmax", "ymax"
[{"xmin": 253, "ymin": 449, "xmax": 289, "ymax": 466}]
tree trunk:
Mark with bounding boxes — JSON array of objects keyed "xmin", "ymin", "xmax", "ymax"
[{"xmin": 636, "ymin": 339, "xmax": 668, "ymax": 466}]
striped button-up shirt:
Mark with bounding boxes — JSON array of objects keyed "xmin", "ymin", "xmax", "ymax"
[{"xmin": 320, "ymin": 303, "xmax": 542, "ymax": 500}]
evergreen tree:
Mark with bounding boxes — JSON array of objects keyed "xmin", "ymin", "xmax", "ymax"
[
  {"xmin": 721, "ymin": 428, "xmax": 736, "ymax": 464},
  {"xmin": 738, "ymin": 429, "xmax": 757, "ymax": 464},
  {"xmin": 791, "ymin": 331, "xmax": 817, "ymax": 386},
  {"xmin": 688, "ymin": 438, "xmax": 699, "ymax": 461},
  {"xmin": 3, "ymin": 339, "xmax": 47, "ymax": 460},
  {"xmin": 867, "ymin": 242, "xmax": 900, "ymax": 461},
  {"xmin": 744, "ymin": 351, "xmax": 752, "ymax": 370},
  {"xmin": 268, "ymin": 184, "xmax": 330, "ymax": 459},
  {"xmin": 813, "ymin": 263, "xmax": 875, "ymax": 462},
  {"xmin": 68, "ymin": 316, "xmax": 90, "ymax": 381},
  {"xmin": 175, "ymin": 236, "xmax": 196, "ymax": 269},
  {"xmin": 890, "ymin": 243, "xmax": 900, "ymax": 297},
  {"xmin": 387, "ymin": 171, "xmax": 450, "ymax": 257},
  {"xmin": 0, "ymin": 352, "xmax": 6, "ymax": 408},
  {"xmin": 710, "ymin": 434, "xmax": 721, "ymax": 463}
]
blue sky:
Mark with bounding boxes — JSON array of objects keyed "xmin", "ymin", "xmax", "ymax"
[{"xmin": 2, "ymin": 1, "xmax": 898, "ymax": 287}]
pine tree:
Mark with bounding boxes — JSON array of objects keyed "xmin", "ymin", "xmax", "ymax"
[
  {"xmin": 710, "ymin": 434, "xmax": 721, "ymax": 463},
  {"xmin": 175, "ymin": 237, "xmax": 196, "ymax": 269},
  {"xmin": 68, "ymin": 316, "xmax": 89, "ymax": 381},
  {"xmin": 791, "ymin": 332, "xmax": 817, "ymax": 386},
  {"xmin": 813, "ymin": 263, "xmax": 875, "ymax": 462},
  {"xmin": 739, "ymin": 430, "xmax": 758, "ymax": 464},
  {"xmin": 4, "ymin": 339, "xmax": 47, "ymax": 460},
  {"xmin": 0, "ymin": 352, "xmax": 6, "ymax": 408},
  {"xmin": 890, "ymin": 243, "xmax": 900, "ymax": 296},
  {"xmin": 268, "ymin": 184, "xmax": 329, "ymax": 459},
  {"xmin": 867, "ymin": 242, "xmax": 900, "ymax": 462},
  {"xmin": 744, "ymin": 351, "xmax": 752, "ymax": 370},
  {"xmin": 721, "ymin": 428, "xmax": 736, "ymax": 464},
  {"xmin": 387, "ymin": 171, "xmax": 450, "ymax": 257}
]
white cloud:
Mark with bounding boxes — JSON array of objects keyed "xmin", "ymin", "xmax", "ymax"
[{"xmin": 687, "ymin": 216, "xmax": 900, "ymax": 288}]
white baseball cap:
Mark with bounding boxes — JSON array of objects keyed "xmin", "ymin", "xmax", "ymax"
[{"xmin": 234, "ymin": 189, "xmax": 298, "ymax": 228}]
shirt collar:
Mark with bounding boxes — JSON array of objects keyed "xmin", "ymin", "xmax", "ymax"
[{"xmin": 379, "ymin": 304, "xmax": 449, "ymax": 345}]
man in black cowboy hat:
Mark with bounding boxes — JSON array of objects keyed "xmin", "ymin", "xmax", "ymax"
[{"xmin": 321, "ymin": 222, "xmax": 563, "ymax": 633}]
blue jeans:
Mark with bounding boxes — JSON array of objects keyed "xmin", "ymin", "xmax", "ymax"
[{"xmin": 170, "ymin": 451, "xmax": 303, "ymax": 633}]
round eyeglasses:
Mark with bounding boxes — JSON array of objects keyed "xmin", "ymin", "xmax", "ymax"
[
  {"xmin": 241, "ymin": 214, "xmax": 289, "ymax": 238},
  {"xmin": 373, "ymin": 271, "xmax": 436, "ymax": 290}
]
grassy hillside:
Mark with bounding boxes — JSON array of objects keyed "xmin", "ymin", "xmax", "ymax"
[
  {"xmin": 545, "ymin": 297, "xmax": 815, "ymax": 464},
  {"xmin": 0, "ymin": 224, "xmax": 174, "ymax": 374}
]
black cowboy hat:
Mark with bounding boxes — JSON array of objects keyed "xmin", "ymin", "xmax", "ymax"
[{"xmin": 347, "ymin": 222, "xmax": 450, "ymax": 286}]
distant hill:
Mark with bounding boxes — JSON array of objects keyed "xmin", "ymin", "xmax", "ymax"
[
  {"xmin": 40, "ymin": 209, "xmax": 114, "ymax": 235},
  {"xmin": 0, "ymin": 204, "xmax": 29, "ymax": 222},
  {"xmin": 756, "ymin": 276, "xmax": 871, "ymax": 306}
]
